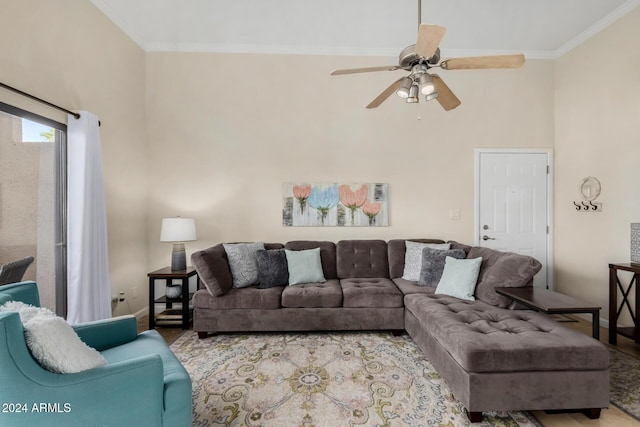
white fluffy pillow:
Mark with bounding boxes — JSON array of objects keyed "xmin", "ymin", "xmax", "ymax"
[
  {"xmin": 0, "ymin": 301, "xmax": 107, "ymax": 374},
  {"xmin": 402, "ymin": 241, "xmax": 451, "ymax": 282},
  {"xmin": 0, "ymin": 300, "xmax": 56, "ymax": 323}
]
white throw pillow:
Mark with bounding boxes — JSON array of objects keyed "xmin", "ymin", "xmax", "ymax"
[
  {"xmin": 0, "ymin": 301, "xmax": 107, "ymax": 374},
  {"xmin": 435, "ymin": 256, "xmax": 483, "ymax": 301},
  {"xmin": 402, "ymin": 241, "xmax": 451, "ymax": 282}
]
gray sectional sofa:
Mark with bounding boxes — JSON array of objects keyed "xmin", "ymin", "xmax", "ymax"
[{"xmin": 191, "ymin": 239, "xmax": 609, "ymax": 422}]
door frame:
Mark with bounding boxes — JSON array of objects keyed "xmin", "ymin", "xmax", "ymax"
[
  {"xmin": 474, "ymin": 148, "xmax": 554, "ymax": 289},
  {"xmin": 0, "ymin": 101, "xmax": 67, "ymax": 313}
]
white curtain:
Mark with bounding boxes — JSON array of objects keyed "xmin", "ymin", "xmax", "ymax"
[{"xmin": 66, "ymin": 111, "xmax": 112, "ymax": 324}]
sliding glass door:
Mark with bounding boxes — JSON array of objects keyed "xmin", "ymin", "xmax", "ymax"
[{"xmin": 0, "ymin": 102, "xmax": 66, "ymax": 315}]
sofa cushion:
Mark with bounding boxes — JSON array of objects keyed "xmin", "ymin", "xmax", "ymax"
[
  {"xmin": 192, "ymin": 287, "xmax": 283, "ymax": 310},
  {"xmin": 418, "ymin": 248, "xmax": 467, "ymax": 287},
  {"xmin": 191, "ymin": 244, "xmax": 234, "ymax": 296},
  {"xmin": 285, "ymin": 248, "xmax": 326, "ymax": 285},
  {"xmin": 256, "ymin": 249, "xmax": 289, "ymax": 288},
  {"xmin": 392, "ymin": 278, "xmax": 436, "ymax": 296},
  {"xmin": 336, "ymin": 240, "xmax": 389, "ymax": 279},
  {"xmin": 434, "ymin": 256, "xmax": 483, "ymax": 301},
  {"xmin": 468, "ymin": 246, "xmax": 542, "ymax": 307},
  {"xmin": 223, "ymin": 242, "xmax": 266, "ymax": 288},
  {"xmin": 341, "ymin": 278, "xmax": 403, "ymax": 308},
  {"xmin": 387, "ymin": 239, "xmax": 447, "ymax": 279},
  {"xmin": 285, "ymin": 241, "xmax": 337, "ymax": 279},
  {"xmin": 404, "ymin": 294, "xmax": 609, "ymax": 373},
  {"xmin": 281, "ymin": 279, "xmax": 342, "ymax": 308}
]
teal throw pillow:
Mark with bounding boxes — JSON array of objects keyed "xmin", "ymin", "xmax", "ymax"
[
  {"xmin": 435, "ymin": 256, "xmax": 483, "ymax": 301},
  {"xmin": 285, "ymin": 248, "xmax": 326, "ymax": 285}
]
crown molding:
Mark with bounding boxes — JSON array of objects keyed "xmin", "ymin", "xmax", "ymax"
[
  {"xmin": 93, "ymin": 0, "xmax": 639, "ymax": 61},
  {"xmin": 555, "ymin": 0, "xmax": 640, "ymax": 58}
]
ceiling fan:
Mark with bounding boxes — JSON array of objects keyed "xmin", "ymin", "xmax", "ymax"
[{"xmin": 330, "ymin": 0, "xmax": 525, "ymax": 111}]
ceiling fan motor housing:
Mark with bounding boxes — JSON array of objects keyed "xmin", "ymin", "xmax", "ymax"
[{"xmin": 399, "ymin": 45, "xmax": 440, "ymax": 68}]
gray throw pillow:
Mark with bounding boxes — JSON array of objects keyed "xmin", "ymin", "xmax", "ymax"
[
  {"xmin": 223, "ymin": 242, "xmax": 265, "ymax": 288},
  {"xmin": 402, "ymin": 241, "xmax": 451, "ymax": 282},
  {"xmin": 418, "ymin": 248, "xmax": 467, "ymax": 287},
  {"xmin": 256, "ymin": 249, "xmax": 289, "ymax": 288}
]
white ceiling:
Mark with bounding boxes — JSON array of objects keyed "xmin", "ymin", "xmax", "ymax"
[{"xmin": 91, "ymin": 0, "xmax": 639, "ymax": 59}]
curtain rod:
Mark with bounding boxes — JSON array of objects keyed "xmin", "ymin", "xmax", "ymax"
[{"xmin": 0, "ymin": 81, "xmax": 91, "ymax": 123}]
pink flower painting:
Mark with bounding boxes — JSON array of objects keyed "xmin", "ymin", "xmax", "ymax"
[
  {"xmin": 293, "ymin": 184, "xmax": 312, "ymax": 215},
  {"xmin": 339, "ymin": 184, "xmax": 368, "ymax": 225},
  {"xmin": 283, "ymin": 182, "xmax": 388, "ymax": 227},
  {"xmin": 362, "ymin": 200, "xmax": 382, "ymax": 226}
]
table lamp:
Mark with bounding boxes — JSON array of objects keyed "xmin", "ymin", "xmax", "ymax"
[{"xmin": 160, "ymin": 217, "xmax": 197, "ymax": 271}]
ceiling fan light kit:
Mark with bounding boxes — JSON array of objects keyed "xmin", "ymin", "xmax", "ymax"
[
  {"xmin": 406, "ymin": 84, "xmax": 419, "ymax": 103},
  {"xmin": 419, "ymin": 73, "xmax": 435, "ymax": 95},
  {"xmin": 425, "ymin": 92, "xmax": 439, "ymax": 102},
  {"xmin": 396, "ymin": 77, "xmax": 413, "ymax": 99},
  {"xmin": 330, "ymin": 0, "xmax": 525, "ymax": 111}
]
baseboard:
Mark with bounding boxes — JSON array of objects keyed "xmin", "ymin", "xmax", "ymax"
[{"xmin": 134, "ymin": 307, "xmax": 148, "ymax": 319}]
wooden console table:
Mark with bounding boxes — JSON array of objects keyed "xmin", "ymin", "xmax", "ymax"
[
  {"xmin": 495, "ymin": 287, "xmax": 601, "ymax": 339},
  {"xmin": 608, "ymin": 263, "xmax": 640, "ymax": 345}
]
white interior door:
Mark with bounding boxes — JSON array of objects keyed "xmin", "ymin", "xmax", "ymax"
[{"xmin": 475, "ymin": 150, "xmax": 552, "ymax": 289}]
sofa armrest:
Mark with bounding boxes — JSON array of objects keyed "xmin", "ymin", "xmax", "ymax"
[
  {"xmin": 72, "ymin": 315, "xmax": 138, "ymax": 351},
  {"xmin": 5, "ymin": 354, "xmax": 165, "ymax": 427},
  {"xmin": 0, "ymin": 280, "xmax": 40, "ymax": 306},
  {"xmin": 191, "ymin": 244, "xmax": 234, "ymax": 296}
]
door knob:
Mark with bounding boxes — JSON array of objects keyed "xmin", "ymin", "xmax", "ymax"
[{"xmin": 482, "ymin": 235, "xmax": 496, "ymax": 241}]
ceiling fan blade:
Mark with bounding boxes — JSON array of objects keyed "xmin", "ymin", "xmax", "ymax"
[
  {"xmin": 365, "ymin": 78, "xmax": 405, "ymax": 109},
  {"xmin": 331, "ymin": 65, "xmax": 401, "ymax": 76},
  {"xmin": 442, "ymin": 54, "xmax": 525, "ymax": 70},
  {"xmin": 415, "ymin": 24, "xmax": 446, "ymax": 59},
  {"xmin": 432, "ymin": 75, "xmax": 461, "ymax": 111}
]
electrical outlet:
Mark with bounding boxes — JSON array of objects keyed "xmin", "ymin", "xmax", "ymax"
[{"xmin": 119, "ymin": 291, "xmax": 125, "ymax": 302}]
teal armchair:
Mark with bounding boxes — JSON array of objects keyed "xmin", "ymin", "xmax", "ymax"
[{"xmin": 0, "ymin": 281, "xmax": 192, "ymax": 427}]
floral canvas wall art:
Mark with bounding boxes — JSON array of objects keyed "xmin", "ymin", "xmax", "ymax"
[{"xmin": 283, "ymin": 183, "xmax": 389, "ymax": 227}]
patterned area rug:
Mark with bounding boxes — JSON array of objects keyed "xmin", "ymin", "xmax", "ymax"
[
  {"xmin": 171, "ymin": 331, "xmax": 540, "ymax": 426},
  {"xmin": 610, "ymin": 347, "xmax": 640, "ymax": 420}
]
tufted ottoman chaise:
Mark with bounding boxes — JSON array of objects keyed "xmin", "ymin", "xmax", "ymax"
[{"xmin": 404, "ymin": 293, "xmax": 609, "ymax": 422}]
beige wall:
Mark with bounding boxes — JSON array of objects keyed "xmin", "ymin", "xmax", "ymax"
[
  {"xmin": 0, "ymin": 0, "xmax": 148, "ymax": 315},
  {"xmin": 145, "ymin": 52, "xmax": 554, "ymax": 268},
  {"xmin": 555, "ymin": 6, "xmax": 640, "ymax": 325},
  {"xmin": 6, "ymin": 1, "xmax": 635, "ymax": 326}
]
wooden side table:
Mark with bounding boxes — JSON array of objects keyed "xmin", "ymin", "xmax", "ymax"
[
  {"xmin": 608, "ymin": 263, "xmax": 640, "ymax": 345},
  {"xmin": 148, "ymin": 266, "xmax": 198, "ymax": 330}
]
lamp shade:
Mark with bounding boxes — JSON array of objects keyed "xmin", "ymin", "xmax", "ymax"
[{"xmin": 160, "ymin": 217, "xmax": 197, "ymax": 242}]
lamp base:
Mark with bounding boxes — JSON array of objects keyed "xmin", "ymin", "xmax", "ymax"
[{"xmin": 170, "ymin": 243, "xmax": 186, "ymax": 271}]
